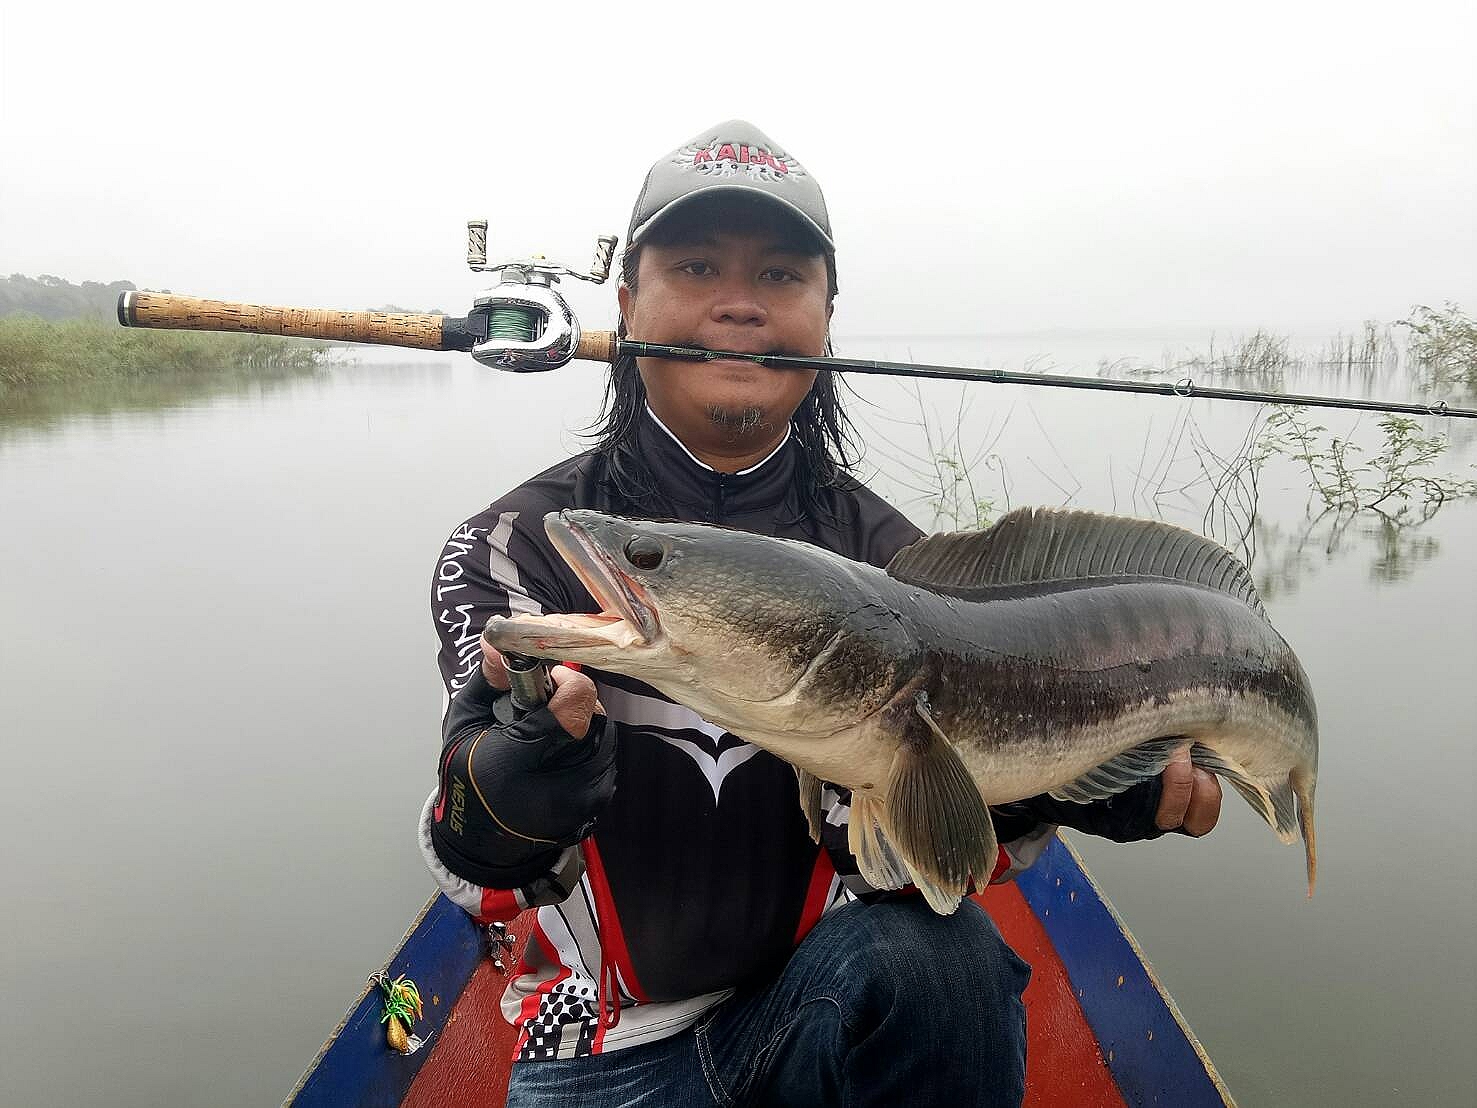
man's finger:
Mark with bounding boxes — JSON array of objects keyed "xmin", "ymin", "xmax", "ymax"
[
  {"xmin": 1155, "ymin": 748, "xmax": 1195, "ymax": 831},
  {"xmin": 547, "ymin": 664, "xmax": 599, "ymax": 740},
  {"xmin": 1179, "ymin": 768, "xmax": 1222, "ymax": 837}
]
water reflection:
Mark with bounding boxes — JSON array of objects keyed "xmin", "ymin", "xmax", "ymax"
[
  {"xmin": 856, "ymin": 357, "xmax": 1475, "ymax": 596},
  {"xmin": 1253, "ymin": 509, "xmax": 1445, "ymax": 598},
  {"xmin": 0, "ymin": 357, "xmax": 458, "ymax": 442},
  {"xmin": 0, "ymin": 362, "xmax": 326, "ymax": 437},
  {"xmin": 3, "ymin": 338, "xmax": 1473, "ymax": 1107}
]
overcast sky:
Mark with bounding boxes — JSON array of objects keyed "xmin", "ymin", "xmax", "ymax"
[{"xmin": 2, "ymin": 0, "xmax": 1473, "ymax": 336}]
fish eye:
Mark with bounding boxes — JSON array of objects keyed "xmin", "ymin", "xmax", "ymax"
[{"xmin": 623, "ymin": 536, "xmax": 664, "ymax": 571}]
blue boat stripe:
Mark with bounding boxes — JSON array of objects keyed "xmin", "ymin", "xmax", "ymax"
[
  {"xmin": 285, "ymin": 895, "xmax": 483, "ymax": 1107},
  {"xmin": 1015, "ymin": 835, "xmax": 1234, "ymax": 1108}
]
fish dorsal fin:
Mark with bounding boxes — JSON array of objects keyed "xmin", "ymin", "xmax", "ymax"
[{"xmin": 886, "ymin": 507, "xmax": 1264, "ymax": 613}]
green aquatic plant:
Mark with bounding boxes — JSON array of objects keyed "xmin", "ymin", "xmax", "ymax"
[
  {"xmin": 1270, "ymin": 407, "xmax": 1477, "ymax": 523},
  {"xmin": 1191, "ymin": 330, "xmax": 1295, "ymax": 377},
  {"xmin": 1398, "ymin": 302, "xmax": 1477, "ymax": 394},
  {"xmin": 921, "ymin": 452, "xmax": 1004, "ymax": 537},
  {"xmin": 1322, "ymin": 321, "xmax": 1399, "ymax": 376},
  {"xmin": 1193, "ymin": 405, "xmax": 1476, "ymax": 595},
  {"xmin": 0, "ymin": 315, "xmax": 329, "ymax": 392},
  {"xmin": 862, "ymin": 383, "xmax": 1013, "ymax": 532}
]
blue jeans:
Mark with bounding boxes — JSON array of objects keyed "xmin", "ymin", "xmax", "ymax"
[{"xmin": 506, "ymin": 896, "xmax": 1030, "ymax": 1107}]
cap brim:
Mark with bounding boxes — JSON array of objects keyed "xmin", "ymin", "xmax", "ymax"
[{"xmin": 629, "ymin": 183, "xmax": 835, "ymax": 252}]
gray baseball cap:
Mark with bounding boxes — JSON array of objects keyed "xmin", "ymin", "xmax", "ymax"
[{"xmin": 627, "ymin": 120, "xmax": 834, "ymax": 251}]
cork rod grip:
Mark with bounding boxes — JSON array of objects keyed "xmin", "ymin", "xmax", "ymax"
[
  {"xmin": 117, "ymin": 291, "xmax": 448, "ymax": 351},
  {"xmin": 575, "ymin": 330, "xmax": 617, "ymax": 363}
]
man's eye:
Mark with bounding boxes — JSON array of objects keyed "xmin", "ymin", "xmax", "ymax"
[
  {"xmin": 761, "ymin": 268, "xmax": 798, "ymax": 282},
  {"xmin": 680, "ymin": 261, "xmax": 713, "ymax": 276}
]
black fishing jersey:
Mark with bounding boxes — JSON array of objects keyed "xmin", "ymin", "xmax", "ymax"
[{"xmin": 418, "ymin": 408, "xmax": 1054, "ymax": 1061}]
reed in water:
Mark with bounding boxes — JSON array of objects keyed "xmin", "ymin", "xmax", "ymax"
[{"xmin": 0, "ymin": 315, "xmax": 327, "ymax": 393}]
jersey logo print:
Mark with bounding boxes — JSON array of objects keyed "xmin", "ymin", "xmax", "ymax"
[
  {"xmin": 652, "ymin": 736, "xmax": 761, "ymax": 805},
  {"xmin": 595, "ymin": 683, "xmax": 760, "ymax": 804}
]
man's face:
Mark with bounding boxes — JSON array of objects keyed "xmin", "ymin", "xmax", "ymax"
[{"xmin": 617, "ymin": 222, "xmax": 831, "ymax": 456}]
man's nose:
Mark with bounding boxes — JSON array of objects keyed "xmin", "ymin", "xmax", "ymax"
[{"xmin": 709, "ymin": 279, "xmax": 768, "ymax": 326}]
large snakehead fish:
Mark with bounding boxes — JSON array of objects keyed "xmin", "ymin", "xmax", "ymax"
[{"xmin": 484, "ymin": 507, "xmax": 1318, "ymax": 915}]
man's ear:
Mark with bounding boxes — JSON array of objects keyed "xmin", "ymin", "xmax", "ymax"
[{"xmin": 618, "ymin": 283, "xmax": 633, "ymax": 333}]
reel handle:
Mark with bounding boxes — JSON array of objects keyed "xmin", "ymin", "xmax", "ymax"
[{"xmin": 502, "ymin": 651, "xmax": 553, "ymax": 718}]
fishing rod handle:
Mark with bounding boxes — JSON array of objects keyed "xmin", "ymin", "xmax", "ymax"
[
  {"xmin": 575, "ymin": 330, "xmax": 616, "ymax": 364},
  {"xmin": 117, "ymin": 291, "xmax": 447, "ymax": 350}
]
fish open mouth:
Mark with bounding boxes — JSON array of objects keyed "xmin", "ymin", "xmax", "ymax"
[{"xmin": 542, "ymin": 512, "xmax": 662, "ymax": 648}]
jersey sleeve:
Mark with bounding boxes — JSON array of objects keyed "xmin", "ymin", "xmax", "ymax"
[
  {"xmin": 422, "ymin": 498, "xmax": 590, "ymax": 917},
  {"xmin": 429, "ymin": 502, "xmax": 577, "ymax": 708}
]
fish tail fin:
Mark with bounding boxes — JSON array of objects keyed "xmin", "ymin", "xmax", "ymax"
[
  {"xmin": 1191, "ymin": 743, "xmax": 1318, "ymax": 895},
  {"xmin": 1294, "ymin": 767, "xmax": 1317, "ymax": 897},
  {"xmin": 1187, "ymin": 744, "xmax": 1290, "ymax": 838}
]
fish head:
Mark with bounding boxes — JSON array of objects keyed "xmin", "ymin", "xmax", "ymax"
[{"xmin": 484, "ymin": 510, "xmax": 906, "ymax": 730}]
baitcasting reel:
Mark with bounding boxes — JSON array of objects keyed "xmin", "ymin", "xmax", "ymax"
[{"xmin": 462, "ymin": 221, "xmax": 618, "ymax": 373}]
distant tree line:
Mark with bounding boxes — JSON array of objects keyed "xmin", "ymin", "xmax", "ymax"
[
  {"xmin": 2, "ymin": 275, "xmax": 448, "ymax": 321},
  {"xmin": 0, "ymin": 274, "xmax": 147, "ymax": 321},
  {"xmin": 368, "ymin": 304, "xmax": 449, "ymax": 315}
]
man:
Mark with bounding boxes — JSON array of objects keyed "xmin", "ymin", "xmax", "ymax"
[{"xmin": 421, "ymin": 121, "xmax": 1221, "ymax": 1106}]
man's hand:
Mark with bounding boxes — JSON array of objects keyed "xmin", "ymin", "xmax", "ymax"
[
  {"xmin": 482, "ymin": 640, "xmax": 604, "ymax": 739},
  {"xmin": 1155, "ymin": 747, "xmax": 1222, "ymax": 836},
  {"xmin": 430, "ymin": 637, "xmax": 619, "ymax": 891}
]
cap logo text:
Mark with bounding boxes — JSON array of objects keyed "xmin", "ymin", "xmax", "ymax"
[{"xmin": 673, "ymin": 140, "xmax": 804, "ymax": 184}]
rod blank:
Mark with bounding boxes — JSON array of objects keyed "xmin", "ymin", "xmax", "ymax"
[{"xmin": 619, "ymin": 340, "xmax": 1477, "ymax": 420}]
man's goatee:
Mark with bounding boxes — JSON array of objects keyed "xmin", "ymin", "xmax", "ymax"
[{"xmin": 706, "ymin": 405, "xmax": 769, "ymax": 438}]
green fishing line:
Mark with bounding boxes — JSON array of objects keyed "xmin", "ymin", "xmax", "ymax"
[{"xmin": 487, "ymin": 306, "xmax": 538, "ymax": 342}]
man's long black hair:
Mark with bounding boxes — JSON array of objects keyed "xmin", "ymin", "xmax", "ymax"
[{"xmin": 584, "ymin": 201, "xmax": 860, "ymax": 521}]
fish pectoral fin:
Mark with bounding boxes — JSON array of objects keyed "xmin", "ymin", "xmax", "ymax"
[
  {"xmin": 1048, "ymin": 736, "xmax": 1186, "ymax": 803},
  {"xmin": 795, "ymin": 768, "xmax": 825, "ymax": 845},
  {"xmin": 873, "ymin": 694, "xmax": 998, "ymax": 916},
  {"xmin": 848, "ymin": 792, "xmax": 912, "ymax": 891}
]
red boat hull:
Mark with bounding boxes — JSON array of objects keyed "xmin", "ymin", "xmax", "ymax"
[{"xmin": 288, "ymin": 835, "xmax": 1232, "ymax": 1107}]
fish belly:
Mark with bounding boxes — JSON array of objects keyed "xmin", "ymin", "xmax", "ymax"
[{"xmin": 960, "ymin": 685, "xmax": 1315, "ymax": 806}]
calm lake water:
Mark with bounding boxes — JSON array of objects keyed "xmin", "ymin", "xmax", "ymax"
[{"xmin": 2, "ymin": 335, "xmax": 1474, "ymax": 1106}]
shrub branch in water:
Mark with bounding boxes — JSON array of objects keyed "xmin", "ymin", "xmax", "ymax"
[
  {"xmin": 1397, "ymin": 302, "xmax": 1477, "ymax": 394},
  {"xmin": 1268, "ymin": 407, "xmax": 1477, "ymax": 523}
]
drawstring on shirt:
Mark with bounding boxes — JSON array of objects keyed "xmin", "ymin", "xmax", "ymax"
[{"xmin": 597, "ymin": 936, "xmax": 622, "ymax": 1029}]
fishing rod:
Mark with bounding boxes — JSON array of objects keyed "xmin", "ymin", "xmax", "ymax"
[{"xmin": 116, "ymin": 223, "xmax": 1477, "ymax": 420}]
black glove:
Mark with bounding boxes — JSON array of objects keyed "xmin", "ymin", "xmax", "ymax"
[
  {"xmin": 992, "ymin": 778, "xmax": 1168, "ymax": 844},
  {"xmin": 430, "ymin": 668, "xmax": 618, "ymax": 889}
]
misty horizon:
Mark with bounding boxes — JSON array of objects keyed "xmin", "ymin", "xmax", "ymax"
[{"xmin": 3, "ymin": 2, "xmax": 1472, "ymax": 342}]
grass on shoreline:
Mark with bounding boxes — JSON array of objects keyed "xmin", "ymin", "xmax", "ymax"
[{"xmin": 0, "ymin": 314, "xmax": 329, "ymax": 392}]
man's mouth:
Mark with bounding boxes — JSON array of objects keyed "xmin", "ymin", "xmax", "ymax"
[{"xmin": 654, "ymin": 339, "xmax": 802, "ymax": 367}]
